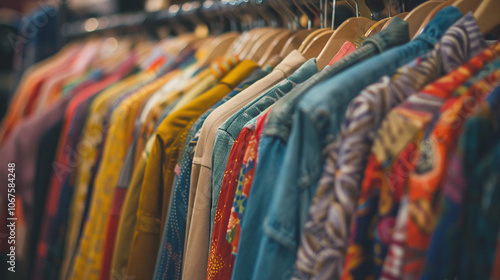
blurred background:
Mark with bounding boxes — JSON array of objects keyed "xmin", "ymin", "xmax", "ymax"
[
  {"xmin": 0, "ymin": 0, "xmax": 150, "ymax": 123},
  {"xmin": 0, "ymin": 0, "xmax": 425, "ymax": 124}
]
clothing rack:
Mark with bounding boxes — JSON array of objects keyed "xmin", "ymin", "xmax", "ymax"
[
  {"xmin": 61, "ymin": 11, "xmax": 154, "ymax": 38},
  {"xmin": 60, "ymin": 0, "xmax": 283, "ymax": 39},
  {"xmin": 5, "ymin": 1, "xmax": 500, "ymax": 280}
]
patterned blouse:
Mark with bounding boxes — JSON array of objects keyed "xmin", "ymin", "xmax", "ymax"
[
  {"xmin": 294, "ymin": 14, "xmax": 489, "ymax": 280},
  {"xmin": 343, "ymin": 42, "xmax": 500, "ymax": 280}
]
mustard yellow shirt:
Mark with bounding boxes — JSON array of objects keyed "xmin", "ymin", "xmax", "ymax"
[
  {"xmin": 125, "ymin": 59, "xmax": 258, "ymax": 280},
  {"xmin": 134, "ymin": 67, "xmax": 214, "ymax": 166},
  {"xmin": 59, "ymin": 71, "xmax": 151, "ymax": 280},
  {"xmin": 109, "ymin": 152, "xmax": 147, "ymax": 278},
  {"xmin": 111, "ymin": 60, "xmax": 229, "ymax": 277},
  {"xmin": 68, "ymin": 70, "xmax": 174, "ymax": 280}
]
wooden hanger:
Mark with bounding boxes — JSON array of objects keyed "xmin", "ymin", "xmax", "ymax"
[
  {"xmin": 454, "ymin": 0, "xmax": 483, "ymax": 14},
  {"xmin": 298, "ymin": 29, "xmax": 326, "ymax": 52},
  {"xmin": 248, "ymin": 29, "xmax": 287, "ymax": 62},
  {"xmin": 239, "ymin": 28, "xmax": 274, "ymax": 59},
  {"xmin": 258, "ymin": 30, "xmax": 292, "ymax": 65},
  {"xmin": 300, "ymin": 0, "xmax": 350, "ymax": 56},
  {"xmin": 256, "ymin": 0, "xmax": 314, "ymax": 65},
  {"xmin": 197, "ymin": 32, "xmax": 240, "ymax": 66},
  {"xmin": 381, "ymin": 12, "xmax": 409, "ymax": 30},
  {"xmin": 226, "ymin": 31, "xmax": 249, "ymax": 57},
  {"xmin": 169, "ymin": 33, "xmax": 203, "ymax": 56},
  {"xmin": 414, "ymin": 0, "xmax": 457, "ymax": 37},
  {"xmin": 403, "ymin": 0, "xmax": 443, "ymax": 38},
  {"xmin": 92, "ymin": 39, "xmax": 130, "ymax": 73},
  {"xmin": 302, "ymin": 30, "xmax": 333, "ymax": 59},
  {"xmin": 227, "ymin": 29, "xmax": 264, "ymax": 59},
  {"xmin": 231, "ymin": 30, "xmax": 263, "ymax": 58},
  {"xmin": 134, "ymin": 40, "xmax": 157, "ymax": 66},
  {"xmin": 279, "ymin": 29, "xmax": 315, "ymax": 57},
  {"xmin": 192, "ymin": 36, "xmax": 212, "ymax": 51},
  {"xmin": 316, "ymin": 17, "xmax": 376, "ymax": 70},
  {"xmin": 292, "ymin": 0, "xmax": 322, "ymax": 53},
  {"xmin": 365, "ymin": 17, "xmax": 391, "ymax": 37},
  {"xmin": 156, "ymin": 34, "xmax": 201, "ymax": 63},
  {"xmin": 474, "ymin": 0, "xmax": 500, "ymax": 36}
]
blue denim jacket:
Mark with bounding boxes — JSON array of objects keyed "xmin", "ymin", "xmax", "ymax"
[
  {"xmin": 252, "ymin": 7, "xmax": 463, "ymax": 280},
  {"xmin": 210, "ymin": 58, "xmax": 318, "ymax": 236},
  {"xmin": 232, "ymin": 17, "xmax": 411, "ymax": 280},
  {"xmin": 264, "ymin": 18, "xmax": 411, "ymax": 142}
]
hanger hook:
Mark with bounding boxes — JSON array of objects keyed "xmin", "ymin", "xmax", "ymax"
[
  {"xmin": 293, "ymin": 0, "xmax": 312, "ymax": 29},
  {"xmin": 301, "ymin": 0, "xmax": 319, "ymax": 29},
  {"xmin": 319, "ymin": 0, "xmax": 327, "ymax": 29},
  {"xmin": 276, "ymin": 0, "xmax": 298, "ymax": 30},
  {"xmin": 260, "ymin": 0, "xmax": 279, "ymax": 28},
  {"xmin": 317, "ymin": 0, "xmax": 322, "ymax": 28},
  {"xmin": 323, "ymin": 0, "xmax": 328, "ymax": 29},
  {"xmin": 331, "ymin": 0, "xmax": 335, "ymax": 30},
  {"xmin": 269, "ymin": 0, "xmax": 287, "ymax": 29},
  {"xmin": 352, "ymin": 0, "xmax": 359, "ymax": 17}
]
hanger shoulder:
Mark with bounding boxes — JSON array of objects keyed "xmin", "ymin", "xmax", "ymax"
[
  {"xmin": 258, "ymin": 31, "xmax": 291, "ymax": 66},
  {"xmin": 327, "ymin": 18, "xmax": 375, "ymax": 43},
  {"xmin": 414, "ymin": 0, "xmax": 457, "ymax": 37},
  {"xmin": 474, "ymin": 0, "xmax": 500, "ymax": 36},
  {"xmin": 198, "ymin": 32, "xmax": 239, "ymax": 66},
  {"xmin": 248, "ymin": 29, "xmax": 284, "ymax": 62},
  {"xmin": 302, "ymin": 30, "xmax": 333, "ymax": 59},
  {"xmin": 316, "ymin": 17, "xmax": 376, "ymax": 70},
  {"xmin": 176, "ymin": 34, "xmax": 204, "ymax": 55},
  {"xmin": 279, "ymin": 29, "xmax": 314, "ymax": 57},
  {"xmin": 301, "ymin": 30, "xmax": 332, "ymax": 52},
  {"xmin": 454, "ymin": 0, "xmax": 482, "ymax": 14},
  {"xmin": 404, "ymin": 0, "xmax": 444, "ymax": 38},
  {"xmin": 381, "ymin": 12, "xmax": 409, "ymax": 30},
  {"xmin": 240, "ymin": 28, "xmax": 272, "ymax": 59},
  {"xmin": 365, "ymin": 17, "xmax": 391, "ymax": 37},
  {"xmin": 298, "ymin": 29, "xmax": 326, "ymax": 52},
  {"xmin": 228, "ymin": 31, "xmax": 252, "ymax": 57}
]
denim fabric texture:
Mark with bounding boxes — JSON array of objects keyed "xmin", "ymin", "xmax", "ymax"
[
  {"xmin": 231, "ymin": 136, "xmax": 287, "ymax": 280},
  {"xmin": 263, "ymin": 17, "xmax": 412, "ymax": 142},
  {"xmin": 153, "ymin": 68, "xmax": 268, "ymax": 280},
  {"xmin": 126, "ymin": 58, "xmax": 253, "ymax": 280},
  {"xmin": 210, "ymin": 58, "xmax": 318, "ymax": 237},
  {"xmin": 250, "ymin": 7, "xmax": 463, "ymax": 280},
  {"xmin": 184, "ymin": 53, "xmax": 303, "ymax": 280},
  {"xmin": 231, "ymin": 17, "xmax": 411, "ymax": 280}
]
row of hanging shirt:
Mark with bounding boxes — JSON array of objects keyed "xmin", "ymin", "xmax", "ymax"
[{"xmin": 0, "ymin": 0, "xmax": 500, "ymax": 279}]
